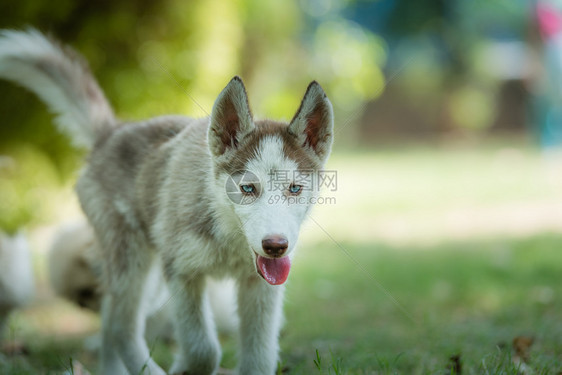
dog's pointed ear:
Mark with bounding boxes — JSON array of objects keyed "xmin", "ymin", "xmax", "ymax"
[
  {"xmin": 288, "ymin": 81, "xmax": 334, "ymax": 163},
  {"xmin": 209, "ymin": 76, "xmax": 254, "ymax": 156}
]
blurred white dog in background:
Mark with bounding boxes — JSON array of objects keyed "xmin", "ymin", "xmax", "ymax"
[{"xmin": 0, "ymin": 231, "xmax": 34, "ymax": 339}]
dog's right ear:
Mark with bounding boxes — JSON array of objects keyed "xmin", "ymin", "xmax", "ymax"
[{"xmin": 208, "ymin": 76, "xmax": 254, "ymax": 157}]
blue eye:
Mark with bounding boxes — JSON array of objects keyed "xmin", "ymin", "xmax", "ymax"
[
  {"xmin": 289, "ymin": 184, "xmax": 302, "ymax": 194},
  {"xmin": 240, "ymin": 184, "xmax": 256, "ymax": 194}
]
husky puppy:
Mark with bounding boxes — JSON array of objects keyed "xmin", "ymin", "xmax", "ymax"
[{"xmin": 0, "ymin": 29, "xmax": 333, "ymax": 374}]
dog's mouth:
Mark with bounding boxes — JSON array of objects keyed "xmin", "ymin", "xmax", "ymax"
[{"xmin": 255, "ymin": 253, "xmax": 291, "ymax": 285}]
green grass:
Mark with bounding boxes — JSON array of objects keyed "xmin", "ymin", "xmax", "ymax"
[
  {"xmin": 310, "ymin": 138, "xmax": 562, "ymax": 245},
  {"xmin": 3, "ymin": 234, "xmax": 560, "ymax": 374},
  {"xmin": 2, "ymin": 140, "xmax": 562, "ymax": 374},
  {"xmin": 281, "ymin": 234, "xmax": 562, "ymax": 374}
]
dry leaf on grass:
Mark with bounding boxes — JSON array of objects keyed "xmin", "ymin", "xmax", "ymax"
[
  {"xmin": 62, "ymin": 360, "xmax": 91, "ymax": 375},
  {"xmin": 512, "ymin": 336, "xmax": 534, "ymax": 375},
  {"xmin": 0, "ymin": 340, "xmax": 29, "ymax": 356},
  {"xmin": 216, "ymin": 368, "xmax": 235, "ymax": 375},
  {"xmin": 446, "ymin": 353, "xmax": 462, "ymax": 375}
]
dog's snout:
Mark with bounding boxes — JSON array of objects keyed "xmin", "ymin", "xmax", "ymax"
[{"xmin": 262, "ymin": 235, "xmax": 288, "ymax": 257}]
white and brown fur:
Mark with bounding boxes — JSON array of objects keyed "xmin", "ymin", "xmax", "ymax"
[{"xmin": 0, "ymin": 29, "xmax": 333, "ymax": 374}]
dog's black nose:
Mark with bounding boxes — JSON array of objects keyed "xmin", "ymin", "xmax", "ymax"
[{"xmin": 262, "ymin": 235, "xmax": 288, "ymax": 257}]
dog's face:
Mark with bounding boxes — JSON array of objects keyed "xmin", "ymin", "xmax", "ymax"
[{"xmin": 209, "ymin": 77, "xmax": 333, "ymax": 285}]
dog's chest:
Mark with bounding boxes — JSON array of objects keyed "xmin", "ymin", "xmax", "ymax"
[{"xmin": 206, "ymin": 235, "xmax": 254, "ymax": 278}]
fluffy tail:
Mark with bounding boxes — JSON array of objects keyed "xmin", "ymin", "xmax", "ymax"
[{"xmin": 0, "ymin": 29, "xmax": 115, "ymax": 149}]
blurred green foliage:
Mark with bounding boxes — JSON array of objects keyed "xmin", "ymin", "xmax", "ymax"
[
  {"xmin": 0, "ymin": 0, "xmax": 385, "ymax": 231},
  {"xmin": 0, "ymin": 148, "xmax": 62, "ymax": 234}
]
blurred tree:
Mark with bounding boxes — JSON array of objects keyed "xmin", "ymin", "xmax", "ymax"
[{"xmin": 0, "ymin": 0, "xmax": 387, "ymax": 231}]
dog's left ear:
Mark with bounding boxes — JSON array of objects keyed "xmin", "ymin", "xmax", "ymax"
[
  {"xmin": 289, "ymin": 81, "xmax": 334, "ymax": 163},
  {"xmin": 209, "ymin": 76, "xmax": 254, "ymax": 157}
]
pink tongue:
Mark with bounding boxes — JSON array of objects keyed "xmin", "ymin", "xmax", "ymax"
[{"xmin": 256, "ymin": 255, "xmax": 291, "ymax": 285}]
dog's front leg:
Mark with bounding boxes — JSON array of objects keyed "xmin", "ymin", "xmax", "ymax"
[
  {"xmin": 99, "ymin": 250, "xmax": 167, "ymax": 375},
  {"xmin": 101, "ymin": 289, "xmax": 167, "ymax": 375},
  {"xmin": 237, "ymin": 277, "xmax": 285, "ymax": 375},
  {"xmin": 168, "ymin": 275, "xmax": 221, "ymax": 375}
]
